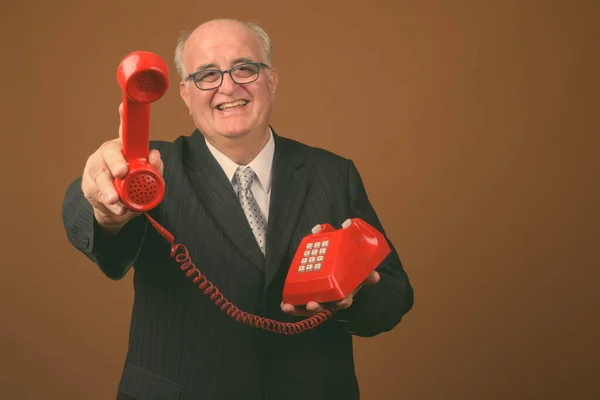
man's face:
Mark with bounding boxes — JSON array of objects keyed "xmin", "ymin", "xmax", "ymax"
[{"xmin": 180, "ymin": 21, "xmax": 278, "ymax": 146}]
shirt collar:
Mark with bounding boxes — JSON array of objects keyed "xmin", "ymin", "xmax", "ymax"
[{"xmin": 205, "ymin": 128, "xmax": 275, "ymax": 193}]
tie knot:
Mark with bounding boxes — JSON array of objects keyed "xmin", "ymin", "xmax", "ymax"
[{"xmin": 235, "ymin": 166, "xmax": 255, "ymax": 191}]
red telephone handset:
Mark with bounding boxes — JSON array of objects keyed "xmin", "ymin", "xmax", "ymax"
[
  {"xmin": 114, "ymin": 51, "xmax": 390, "ymax": 335},
  {"xmin": 114, "ymin": 51, "xmax": 169, "ymax": 212},
  {"xmin": 282, "ymin": 218, "xmax": 391, "ymax": 305}
]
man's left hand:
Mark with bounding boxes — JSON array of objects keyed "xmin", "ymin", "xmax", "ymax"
[{"xmin": 280, "ymin": 271, "xmax": 380, "ymax": 317}]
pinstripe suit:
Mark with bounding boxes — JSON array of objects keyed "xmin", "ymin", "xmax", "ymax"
[{"xmin": 62, "ymin": 128, "xmax": 414, "ymax": 400}]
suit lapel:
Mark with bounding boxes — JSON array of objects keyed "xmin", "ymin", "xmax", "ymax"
[
  {"xmin": 264, "ymin": 133, "xmax": 308, "ymax": 290},
  {"xmin": 183, "ymin": 131, "xmax": 265, "ymax": 273}
]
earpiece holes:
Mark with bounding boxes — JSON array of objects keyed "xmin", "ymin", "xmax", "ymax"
[{"xmin": 127, "ymin": 174, "xmax": 159, "ymax": 204}]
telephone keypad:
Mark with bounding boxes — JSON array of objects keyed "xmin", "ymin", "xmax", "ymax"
[{"xmin": 298, "ymin": 239, "xmax": 329, "ymax": 273}]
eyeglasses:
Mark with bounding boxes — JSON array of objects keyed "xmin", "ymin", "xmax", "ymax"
[{"xmin": 187, "ymin": 62, "xmax": 270, "ymax": 90}]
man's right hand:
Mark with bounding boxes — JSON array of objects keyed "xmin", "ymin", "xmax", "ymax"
[{"xmin": 81, "ymin": 103, "xmax": 163, "ymax": 235}]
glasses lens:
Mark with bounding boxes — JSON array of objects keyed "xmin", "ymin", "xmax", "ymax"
[
  {"xmin": 195, "ymin": 70, "xmax": 221, "ymax": 89},
  {"xmin": 232, "ymin": 63, "xmax": 260, "ymax": 83}
]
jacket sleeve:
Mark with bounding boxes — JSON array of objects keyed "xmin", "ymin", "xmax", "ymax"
[
  {"xmin": 61, "ymin": 176, "xmax": 149, "ymax": 280},
  {"xmin": 333, "ymin": 159, "xmax": 414, "ymax": 337}
]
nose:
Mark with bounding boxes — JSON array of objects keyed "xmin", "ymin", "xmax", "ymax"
[{"xmin": 217, "ymin": 72, "xmax": 238, "ymax": 94}]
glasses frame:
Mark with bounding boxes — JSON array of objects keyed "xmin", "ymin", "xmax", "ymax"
[{"xmin": 186, "ymin": 62, "xmax": 270, "ymax": 90}]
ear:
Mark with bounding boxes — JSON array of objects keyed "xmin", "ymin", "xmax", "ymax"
[
  {"xmin": 268, "ymin": 68, "xmax": 279, "ymax": 101},
  {"xmin": 180, "ymin": 80, "xmax": 192, "ymax": 115}
]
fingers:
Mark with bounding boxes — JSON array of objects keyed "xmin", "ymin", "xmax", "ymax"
[
  {"xmin": 280, "ymin": 273, "xmax": 381, "ymax": 317},
  {"xmin": 280, "ymin": 302, "xmax": 325, "ymax": 317},
  {"xmin": 100, "ymin": 142, "xmax": 128, "ymax": 179},
  {"xmin": 94, "ymin": 175, "xmax": 126, "ymax": 215},
  {"xmin": 364, "ymin": 271, "xmax": 380, "ymax": 286},
  {"xmin": 306, "ymin": 301, "xmax": 324, "ymax": 313},
  {"xmin": 84, "ymin": 162, "xmax": 125, "ymax": 214},
  {"xmin": 281, "ymin": 296, "xmax": 357, "ymax": 315},
  {"xmin": 82, "ymin": 140, "xmax": 128, "ymax": 219},
  {"xmin": 93, "ymin": 168, "xmax": 119, "ymax": 205},
  {"xmin": 335, "ymin": 296, "xmax": 354, "ymax": 310},
  {"xmin": 280, "ymin": 302, "xmax": 295, "ymax": 314}
]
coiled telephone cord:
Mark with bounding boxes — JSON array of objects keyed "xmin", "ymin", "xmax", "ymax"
[{"xmin": 144, "ymin": 212, "xmax": 333, "ymax": 335}]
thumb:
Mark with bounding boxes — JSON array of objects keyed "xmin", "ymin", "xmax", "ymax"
[{"xmin": 148, "ymin": 149, "xmax": 164, "ymax": 176}]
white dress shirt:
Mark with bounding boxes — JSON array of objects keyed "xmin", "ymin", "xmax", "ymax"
[{"xmin": 204, "ymin": 129, "xmax": 275, "ymax": 220}]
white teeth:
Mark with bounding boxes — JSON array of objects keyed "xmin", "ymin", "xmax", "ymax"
[{"xmin": 217, "ymin": 100, "xmax": 247, "ymax": 110}]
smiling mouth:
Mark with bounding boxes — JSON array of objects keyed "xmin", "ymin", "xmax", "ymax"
[{"xmin": 216, "ymin": 100, "xmax": 248, "ymax": 111}]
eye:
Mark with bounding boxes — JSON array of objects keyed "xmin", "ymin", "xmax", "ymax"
[
  {"xmin": 197, "ymin": 71, "xmax": 220, "ymax": 82},
  {"xmin": 233, "ymin": 64, "xmax": 259, "ymax": 78}
]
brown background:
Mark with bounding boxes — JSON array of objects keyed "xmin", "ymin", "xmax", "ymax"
[{"xmin": 2, "ymin": 0, "xmax": 598, "ymax": 399}]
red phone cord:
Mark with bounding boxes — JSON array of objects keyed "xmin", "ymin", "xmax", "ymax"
[{"xmin": 144, "ymin": 213, "xmax": 334, "ymax": 335}]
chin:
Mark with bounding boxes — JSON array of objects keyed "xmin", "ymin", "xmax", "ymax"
[
  {"xmin": 214, "ymin": 117, "xmax": 257, "ymax": 138},
  {"xmin": 218, "ymin": 125, "xmax": 252, "ymax": 139}
]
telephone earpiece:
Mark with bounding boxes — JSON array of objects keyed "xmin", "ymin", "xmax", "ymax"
[{"xmin": 114, "ymin": 50, "xmax": 169, "ymax": 212}]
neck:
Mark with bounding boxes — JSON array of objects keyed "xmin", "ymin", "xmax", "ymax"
[{"xmin": 207, "ymin": 127, "xmax": 270, "ymax": 165}]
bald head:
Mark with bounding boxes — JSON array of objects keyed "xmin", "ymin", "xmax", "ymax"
[{"xmin": 174, "ymin": 19, "xmax": 273, "ymax": 80}]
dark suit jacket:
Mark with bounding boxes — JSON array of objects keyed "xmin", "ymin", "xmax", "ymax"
[{"xmin": 62, "ymin": 128, "xmax": 414, "ymax": 400}]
